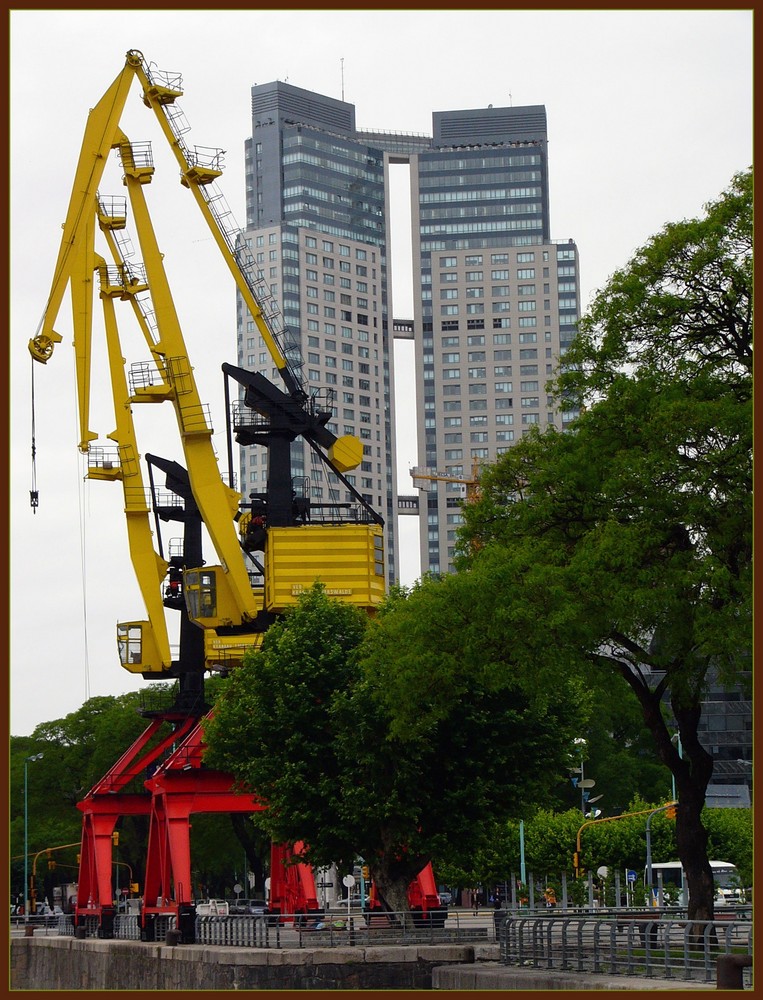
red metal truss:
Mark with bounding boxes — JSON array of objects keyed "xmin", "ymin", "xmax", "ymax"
[
  {"xmin": 75, "ymin": 709, "xmax": 373, "ymax": 932},
  {"xmin": 269, "ymin": 841, "xmax": 320, "ymax": 916},
  {"xmin": 141, "ymin": 766, "xmax": 265, "ymax": 917},
  {"xmin": 74, "ymin": 716, "xmax": 196, "ymax": 924}
]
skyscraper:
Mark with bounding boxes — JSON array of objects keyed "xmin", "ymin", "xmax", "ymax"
[{"xmin": 238, "ymin": 82, "xmax": 580, "ymax": 582}]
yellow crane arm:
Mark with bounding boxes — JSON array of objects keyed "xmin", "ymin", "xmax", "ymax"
[
  {"xmin": 96, "ymin": 272, "xmax": 172, "ymax": 670},
  {"xmin": 116, "ymin": 140, "xmax": 259, "ymax": 621},
  {"xmin": 129, "ymin": 55, "xmax": 303, "ymax": 400},
  {"xmin": 29, "ymin": 53, "xmax": 143, "ymax": 370}
]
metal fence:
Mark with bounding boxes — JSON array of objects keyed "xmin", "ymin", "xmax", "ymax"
[
  {"xmin": 498, "ymin": 914, "xmax": 753, "ymax": 986},
  {"xmin": 48, "ymin": 909, "xmax": 494, "ymax": 948}
]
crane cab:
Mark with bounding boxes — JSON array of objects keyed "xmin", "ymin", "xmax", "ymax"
[
  {"xmin": 116, "ymin": 621, "xmax": 168, "ymax": 674},
  {"xmin": 183, "ymin": 566, "xmax": 263, "ymax": 628}
]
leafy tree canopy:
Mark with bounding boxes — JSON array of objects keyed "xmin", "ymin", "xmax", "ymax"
[
  {"xmin": 204, "ymin": 583, "xmax": 582, "ymax": 913},
  {"xmin": 457, "ymin": 169, "xmax": 751, "ymax": 921}
]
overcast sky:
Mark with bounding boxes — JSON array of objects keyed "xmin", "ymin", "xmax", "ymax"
[{"xmin": 8, "ymin": 9, "xmax": 753, "ymax": 737}]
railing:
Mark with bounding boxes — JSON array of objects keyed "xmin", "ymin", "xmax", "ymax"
[
  {"xmin": 41, "ymin": 909, "xmax": 495, "ymax": 948},
  {"xmin": 498, "ymin": 914, "xmax": 753, "ymax": 986}
]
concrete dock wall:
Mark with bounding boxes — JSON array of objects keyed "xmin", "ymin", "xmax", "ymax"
[{"xmin": 11, "ymin": 937, "xmax": 488, "ymax": 990}]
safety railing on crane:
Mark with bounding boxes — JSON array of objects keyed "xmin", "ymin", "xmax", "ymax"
[
  {"xmin": 134, "ymin": 51, "xmax": 306, "ymax": 397},
  {"xmin": 97, "ymin": 195, "xmax": 161, "ymax": 347}
]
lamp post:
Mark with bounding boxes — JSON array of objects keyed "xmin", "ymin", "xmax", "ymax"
[
  {"xmin": 573, "ymin": 738, "xmax": 596, "ymax": 816},
  {"xmin": 670, "ymin": 733, "xmax": 683, "ymax": 801},
  {"xmin": 23, "ymin": 753, "xmax": 44, "ymax": 923}
]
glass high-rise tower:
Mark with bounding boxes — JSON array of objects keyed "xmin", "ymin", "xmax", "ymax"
[{"xmin": 238, "ymin": 82, "xmax": 581, "ymax": 583}]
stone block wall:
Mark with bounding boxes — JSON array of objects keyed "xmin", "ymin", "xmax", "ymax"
[{"xmin": 11, "ymin": 937, "xmax": 489, "ymax": 990}]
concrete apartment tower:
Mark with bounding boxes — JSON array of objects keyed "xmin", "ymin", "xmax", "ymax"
[{"xmin": 239, "ymin": 82, "xmax": 581, "ymax": 582}]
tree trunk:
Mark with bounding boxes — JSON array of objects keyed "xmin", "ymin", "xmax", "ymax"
[
  {"xmin": 373, "ymin": 873, "xmax": 416, "ymax": 926},
  {"xmin": 615, "ymin": 656, "xmax": 716, "ymax": 920},
  {"xmin": 370, "ymin": 840, "xmax": 428, "ymax": 929},
  {"xmin": 671, "ymin": 700, "xmax": 715, "ymax": 921}
]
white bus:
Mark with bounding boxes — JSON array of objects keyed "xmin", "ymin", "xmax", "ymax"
[{"xmin": 646, "ymin": 861, "xmax": 742, "ymax": 906}]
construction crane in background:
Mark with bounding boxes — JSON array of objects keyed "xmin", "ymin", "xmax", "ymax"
[
  {"xmin": 410, "ymin": 457, "xmax": 482, "ymax": 504},
  {"xmin": 29, "ymin": 49, "xmax": 441, "ymax": 939}
]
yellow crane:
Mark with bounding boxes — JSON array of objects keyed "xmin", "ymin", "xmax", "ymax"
[
  {"xmin": 29, "ymin": 49, "xmax": 385, "ymax": 678},
  {"xmin": 410, "ymin": 457, "xmax": 482, "ymax": 503}
]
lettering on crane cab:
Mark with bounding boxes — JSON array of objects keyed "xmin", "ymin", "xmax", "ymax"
[{"xmin": 291, "ymin": 585, "xmax": 353, "ymax": 596}]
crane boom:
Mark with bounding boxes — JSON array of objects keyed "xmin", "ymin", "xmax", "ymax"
[
  {"xmin": 29, "ymin": 55, "xmax": 139, "ymax": 375},
  {"xmin": 129, "ymin": 52, "xmax": 305, "ymax": 401}
]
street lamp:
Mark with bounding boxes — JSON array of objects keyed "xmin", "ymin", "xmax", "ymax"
[
  {"xmin": 573, "ymin": 738, "xmax": 596, "ymax": 816},
  {"xmin": 670, "ymin": 733, "xmax": 683, "ymax": 801},
  {"xmin": 24, "ymin": 753, "xmax": 44, "ymax": 923}
]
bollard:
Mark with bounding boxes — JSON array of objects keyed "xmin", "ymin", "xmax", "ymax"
[
  {"xmin": 24, "ymin": 925, "xmax": 35, "ymax": 937},
  {"xmin": 165, "ymin": 929, "xmax": 181, "ymax": 947},
  {"xmin": 74, "ymin": 926, "xmax": 87, "ymax": 939},
  {"xmin": 716, "ymin": 954, "xmax": 752, "ymax": 989}
]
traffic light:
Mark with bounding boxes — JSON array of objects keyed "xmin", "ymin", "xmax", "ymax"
[
  {"xmin": 130, "ymin": 883, "xmax": 139, "ymax": 894},
  {"xmin": 361, "ymin": 866, "xmax": 370, "ymax": 880},
  {"xmin": 76, "ymin": 854, "xmax": 81, "ymax": 864},
  {"xmin": 112, "ymin": 831, "xmax": 120, "ymax": 846},
  {"xmin": 665, "ymin": 804, "xmax": 677, "ymax": 820},
  {"xmin": 48, "ymin": 860, "xmax": 57, "ymax": 870},
  {"xmin": 573, "ymin": 852, "xmax": 580, "ymax": 871}
]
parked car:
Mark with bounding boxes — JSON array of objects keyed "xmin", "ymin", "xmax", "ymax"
[
  {"xmin": 230, "ymin": 898, "xmax": 267, "ymax": 915},
  {"xmin": 438, "ymin": 891, "xmax": 453, "ymax": 907}
]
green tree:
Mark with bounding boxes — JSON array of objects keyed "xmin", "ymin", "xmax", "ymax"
[
  {"xmin": 458, "ymin": 169, "xmax": 752, "ymax": 921},
  {"xmin": 204, "ymin": 583, "xmax": 581, "ymax": 918}
]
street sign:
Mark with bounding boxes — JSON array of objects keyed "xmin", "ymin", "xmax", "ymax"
[
  {"xmin": 316, "ymin": 882, "xmax": 334, "ymax": 888},
  {"xmin": 626, "ymin": 870, "xmax": 637, "ymax": 883}
]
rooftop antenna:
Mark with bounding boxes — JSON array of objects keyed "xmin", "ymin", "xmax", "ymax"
[
  {"xmin": 509, "ymin": 91, "xmax": 513, "ymax": 107},
  {"xmin": 341, "ymin": 57, "xmax": 345, "ymax": 101}
]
